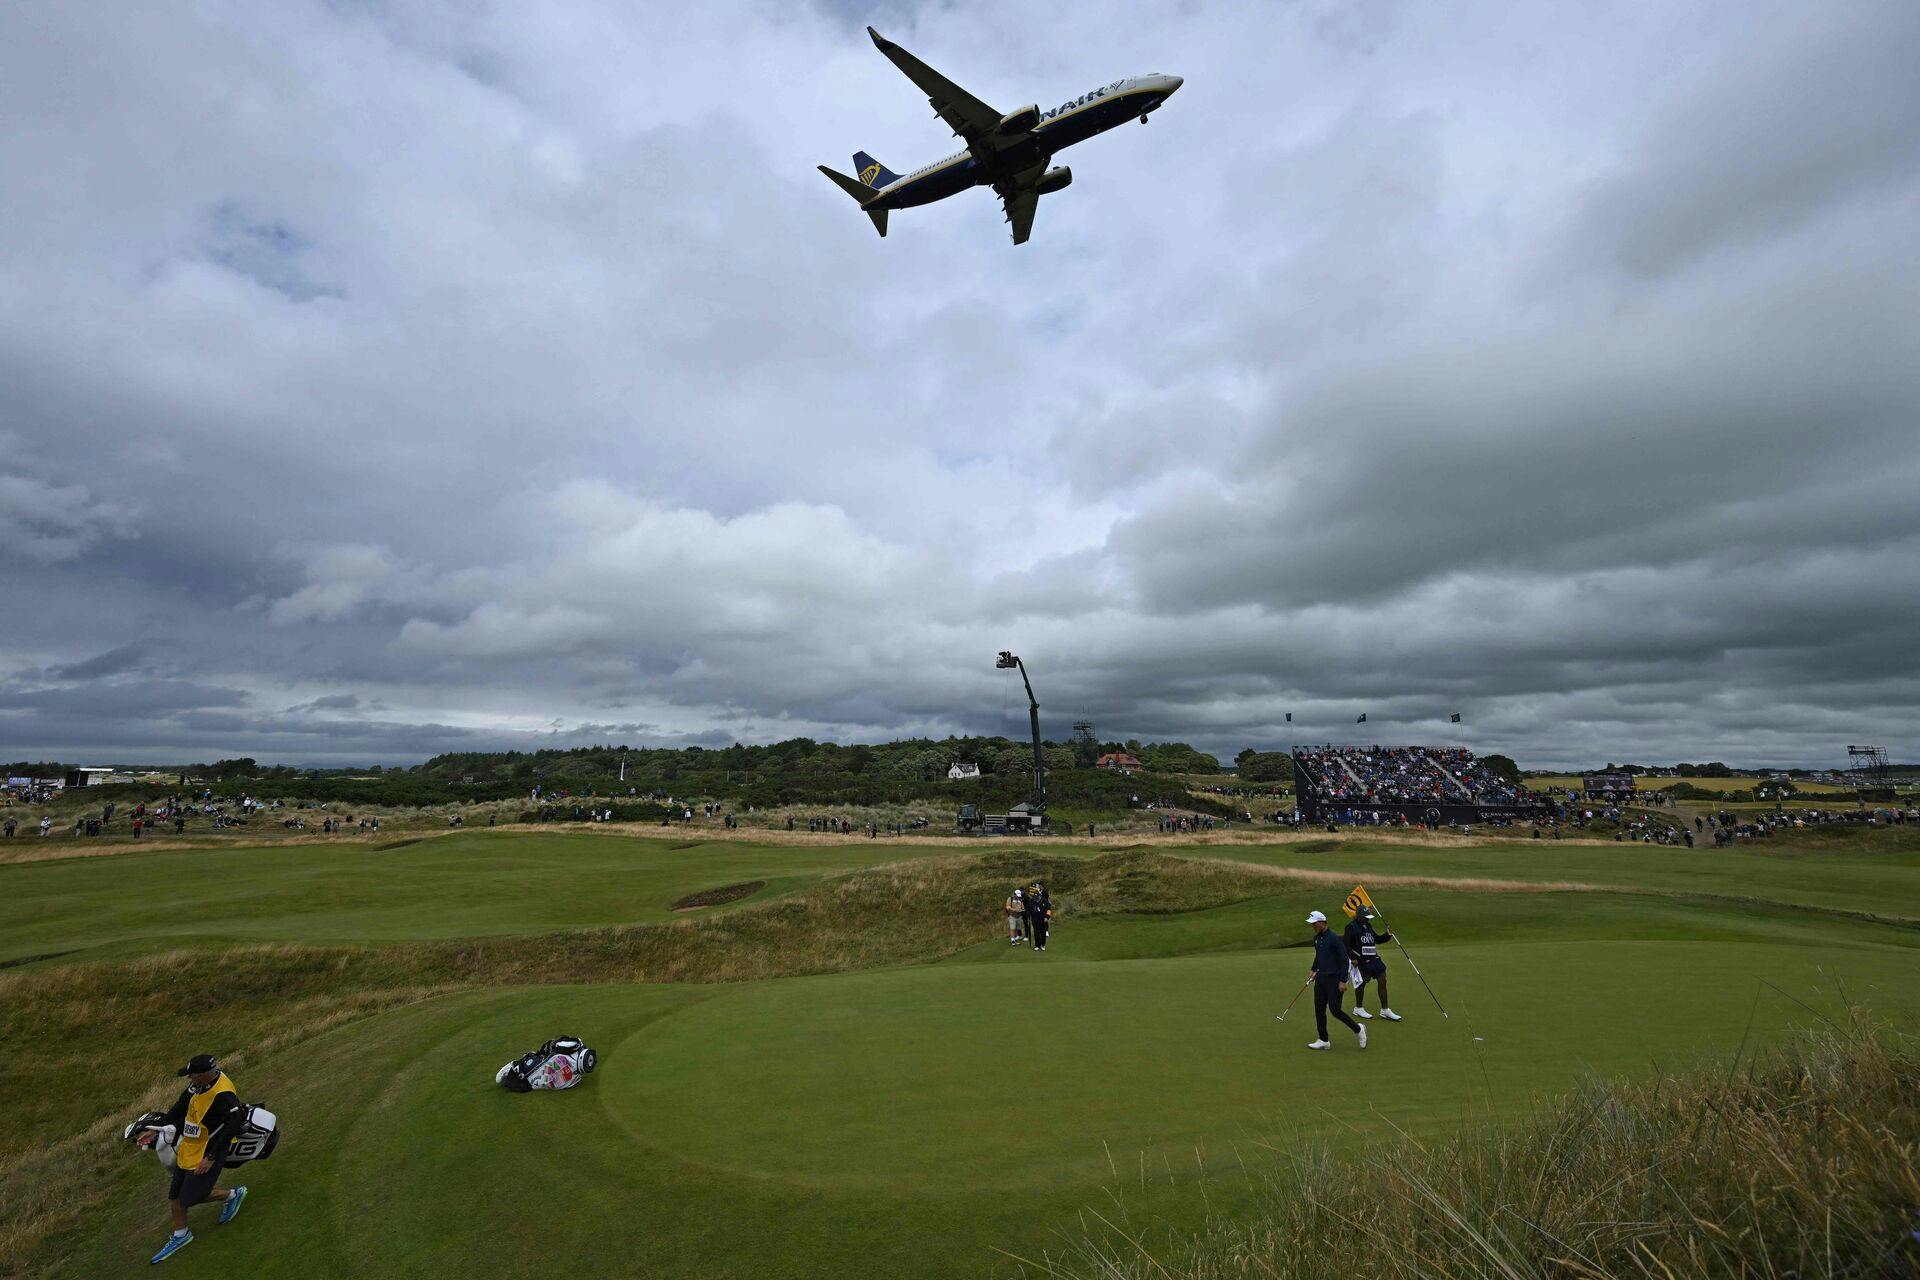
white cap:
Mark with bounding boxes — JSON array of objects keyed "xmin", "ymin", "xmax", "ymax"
[{"xmin": 1305, "ymin": 910, "xmax": 1327, "ymax": 924}]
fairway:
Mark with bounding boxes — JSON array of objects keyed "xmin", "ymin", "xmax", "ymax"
[
  {"xmin": 0, "ymin": 833, "xmax": 913, "ymax": 963},
  {"xmin": 7, "ymin": 830, "xmax": 1920, "ymax": 1279}
]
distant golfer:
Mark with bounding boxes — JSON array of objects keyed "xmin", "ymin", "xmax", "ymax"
[
  {"xmin": 1025, "ymin": 880, "xmax": 1052, "ymax": 952},
  {"xmin": 141, "ymin": 1054, "xmax": 250, "ymax": 1264},
  {"xmin": 1344, "ymin": 906, "xmax": 1401, "ymax": 1021},
  {"xmin": 1305, "ymin": 911, "xmax": 1365, "ymax": 1051},
  {"xmin": 1005, "ymin": 887, "xmax": 1027, "ymax": 944}
]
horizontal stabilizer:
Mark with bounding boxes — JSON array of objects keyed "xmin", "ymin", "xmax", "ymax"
[
  {"xmin": 817, "ymin": 166, "xmax": 888, "ymax": 237},
  {"xmin": 818, "ymin": 164, "xmax": 874, "ymax": 203}
]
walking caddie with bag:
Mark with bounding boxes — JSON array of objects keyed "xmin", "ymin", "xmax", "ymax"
[
  {"xmin": 1305, "ymin": 911, "xmax": 1365, "ymax": 1051},
  {"xmin": 1344, "ymin": 905, "xmax": 1402, "ymax": 1022},
  {"xmin": 140, "ymin": 1053, "xmax": 250, "ymax": 1264}
]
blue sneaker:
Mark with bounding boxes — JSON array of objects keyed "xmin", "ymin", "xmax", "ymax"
[
  {"xmin": 218, "ymin": 1186, "xmax": 248, "ymax": 1224},
  {"xmin": 150, "ymin": 1231, "xmax": 193, "ymax": 1264}
]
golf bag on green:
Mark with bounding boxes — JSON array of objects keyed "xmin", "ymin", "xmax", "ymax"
[{"xmin": 496, "ymin": 1036, "xmax": 598, "ymax": 1092}]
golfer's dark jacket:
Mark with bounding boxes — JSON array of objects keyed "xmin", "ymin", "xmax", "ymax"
[
  {"xmin": 160, "ymin": 1086, "xmax": 241, "ymax": 1168},
  {"xmin": 1343, "ymin": 919, "xmax": 1392, "ymax": 969},
  {"xmin": 1311, "ymin": 930, "xmax": 1350, "ymax": 981},
  {"xmin": 1025, "ymin": 888, "xmax": 1051, "ymax": 918}
]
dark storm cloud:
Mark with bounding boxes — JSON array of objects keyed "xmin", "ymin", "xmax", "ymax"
[
  {"xmin": 2, "ymin": 680, "xmax": 248, "ymax": 718},
  {"xmin": 285, "ymin": 693, "xmax": 368, "ymax": 713},
  {"xmin": 1, "ymin": 0, "xmax": 1915, "ymax": 768},
  {"xmin": 50, "ymin": 644, "xmax": 155, "ymax": 681}
]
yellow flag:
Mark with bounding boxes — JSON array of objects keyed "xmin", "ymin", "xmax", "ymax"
[{"xmin": 1342, "ymin": 884, "xmax": 1376, "ymax": 918}]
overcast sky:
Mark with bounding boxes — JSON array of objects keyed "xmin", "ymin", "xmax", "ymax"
[{"xmin": 2, "ymin": 1, "xmax": 1916, "ymax": 769}]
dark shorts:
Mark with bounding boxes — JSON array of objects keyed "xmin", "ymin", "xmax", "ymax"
[
  {"xmin": 1358, "ymin": 957, "xmax": 1387, "ymax": 979},
  {"xmin": 168, "ymin": 1162, "xmax": 222, "ymax": 1207}
]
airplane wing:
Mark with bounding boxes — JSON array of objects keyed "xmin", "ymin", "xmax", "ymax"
[
  {"xmin": 997, "ymin": 162, "xmax": 1047, "ymax": 245},
  {"xmin": 1001, "ymin": 187, "xmax": 1039, "ymax": 246},
  {"xmin": 868, "ymin": 26, "xmax": 1005, "ymax": 149}
]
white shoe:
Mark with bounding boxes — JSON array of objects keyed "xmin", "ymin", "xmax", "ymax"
[
  {"xmin": 1381, "ymin": 1009, "xmax": 1402, "ymax": 1021},
  {"xmin": 1307, "ymin": 1040, "xmax": 1330, "ymax": 1050},
  {"xmin": 1357, "ymin": 1025, "xmax": 1368, "ymax": 1049},
  {"xmin": 1353, "ymin": 1008, "xmax": 1373, "ymax": 1020}
]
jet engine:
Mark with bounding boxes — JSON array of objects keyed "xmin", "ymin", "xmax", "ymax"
[
  {"xmin": 997, "ymin": 104, "xmax": 1040, "ymax": 133},
  {"xmin": 1035, "ymin": 166, "xmax": 1072, "ymax": 195}
]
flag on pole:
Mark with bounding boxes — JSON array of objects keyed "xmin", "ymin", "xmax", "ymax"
[
  {"xmin": 1449, "ymin": 712, "xmax": 1461, "ymax": 723},
  {"xmin": 1356, "ymin": 713, "xmax": 1367, "ymax": 724},
  {"xmin": 1342, "ymin": 884, "xmax": 1377, "ymax": 918}
]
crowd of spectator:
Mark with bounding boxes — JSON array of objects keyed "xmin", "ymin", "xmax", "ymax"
[
  {"xmin": 1294, "ymin": 745, "xmax": 1541, "ymax": 809},
  {"xmin": 1429, "ymin": 748, "xmax": 1531, "ymax": 805},
  {"xmin": 1702, "ymin": 805, "xmax": 1914, "ymax": 844}
]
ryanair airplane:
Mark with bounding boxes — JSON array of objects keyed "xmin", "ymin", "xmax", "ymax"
[{"xmin": 820, "ymin": 27, "xmax": 1183, "ymax": 245}]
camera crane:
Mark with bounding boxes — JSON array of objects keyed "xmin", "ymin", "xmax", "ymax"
[
  {"xmin": 997, "ymin": 651, "xmax": 1046, "ymax": 817},
  {"xmin": 960, "ymin": 651, "xmax": 1051, "ymax": 835}
]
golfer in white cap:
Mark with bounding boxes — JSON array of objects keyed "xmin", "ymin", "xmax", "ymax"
[{"xmin": 1305, "ymin": 911, "xmax": 1365, "ymax": 1050}]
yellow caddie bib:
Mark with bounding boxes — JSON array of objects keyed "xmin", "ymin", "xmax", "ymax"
[{"xmin": 175, "ymin": 1073, "xmax": 236, "ymax": 1169}]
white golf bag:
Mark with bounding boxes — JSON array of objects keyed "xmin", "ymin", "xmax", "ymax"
[
  {"xmin": 124, "ymin": 1104, "xmax": 280, "ymax": 1168},
  {"xmin": 496, "ymin": 1035, "xmax": 598, "ymax": 1092}
]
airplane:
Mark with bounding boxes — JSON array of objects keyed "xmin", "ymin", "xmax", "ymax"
[{"xmin": 819, "ymin": 27, "xmax": 1182, "ymax": 245}]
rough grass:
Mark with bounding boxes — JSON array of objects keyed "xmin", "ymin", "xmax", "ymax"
[
  {"xmin": 1048, "ymin": 1019, "xmax": 1920, "ymax": 1280},
  {"xmin": 669, "ymin": 879, "xmax": 767, "ymax": 910}
]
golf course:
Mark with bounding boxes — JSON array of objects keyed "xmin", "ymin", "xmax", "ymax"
[{"xmin": 5, "ymin": 825, "xmax": 1918, "ymax": 1278}]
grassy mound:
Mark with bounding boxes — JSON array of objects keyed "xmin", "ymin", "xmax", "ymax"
[
  {"xmin": 669, "ymin": 879, "xmax": 766, "ymax": 910},
  {"xmin": 1059, "ymin": 1021, "xmax": 1920, "ymax": 1280}
]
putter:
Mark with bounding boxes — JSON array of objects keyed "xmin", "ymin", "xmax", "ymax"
[{"xmin": 1276, "ymin": 973, "xmax": 1314, "ymax": 1021}]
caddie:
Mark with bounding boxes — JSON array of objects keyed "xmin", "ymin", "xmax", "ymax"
[
  {"xmin": 139, "ymin": 1053, "xmax": 250, "ymax": 1264},
  {"xmin": 1344, "ymin": 905, "xmax": 1402, "ymax": 1022}
]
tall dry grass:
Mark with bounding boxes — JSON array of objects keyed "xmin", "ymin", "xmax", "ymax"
[{"xmin": 1046, "ymin": 1019, "xmax": 1920, "ymax": 1280}]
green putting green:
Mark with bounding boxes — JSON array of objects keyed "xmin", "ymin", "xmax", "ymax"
[{"xmin": 12, "ymin": 831, "xmax": 1920, "ymax": 1278}]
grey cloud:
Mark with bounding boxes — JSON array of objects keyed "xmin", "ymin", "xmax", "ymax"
[
  {"xmin": 2, "ymin": 680, "xmax": 249, "ymax": 718},
  {"xmin": 50, "ymin": 644, "xmax": 155, "ymax": 681},
  {"xmin": 1, "ymin": 0, "xmax": 1916, "ymax": 770},
  {"xmin": 1563, "ymin": 2, "xmax": 1920, "ymax": 280},
  {"xmin": 0, "ymin": 474, "xmax": 135, "ymax": 563},
  {"xmin": 202, "ymin": 202, "xmax": 343, "ymax": 302}
]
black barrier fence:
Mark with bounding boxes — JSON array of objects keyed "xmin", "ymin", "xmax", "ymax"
[{"xmin": 1297, "ymin": 798, "xmax": 1551, "ymax": 825}]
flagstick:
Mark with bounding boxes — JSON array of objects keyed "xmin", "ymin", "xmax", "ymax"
[{"xmin": 1390, "ymin": 931, "xmax": 1448, "ymax": 1018}]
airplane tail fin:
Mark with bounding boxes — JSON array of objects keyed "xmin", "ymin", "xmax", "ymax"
[
  {"xmin": 851, "ymin": 152, "xmax": 900, "ymax": 189},
  {"xmin": 818, "ymin": 165, "xmax": 889, "ymax": 237}
]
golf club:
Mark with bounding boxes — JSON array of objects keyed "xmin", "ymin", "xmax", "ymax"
[{"xmin": 1275, "ymin": 973, "xmax": 1313, "ymax": 1021}]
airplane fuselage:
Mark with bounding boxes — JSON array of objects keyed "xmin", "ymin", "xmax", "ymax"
[{"xmin": 868, "ymin": 74, "xmax": 1183, "ymax": 211}]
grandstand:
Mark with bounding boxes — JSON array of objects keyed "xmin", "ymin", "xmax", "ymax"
[{"xmin": 1291, "ymin": 745, "xmax": 1549, "ymax": 825}]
